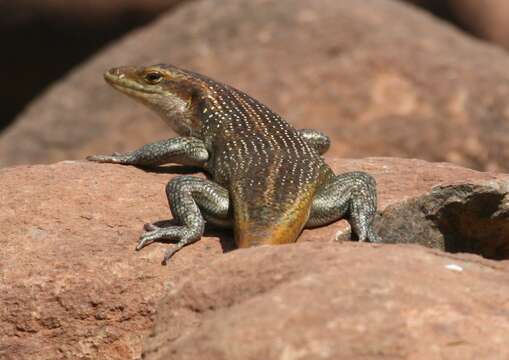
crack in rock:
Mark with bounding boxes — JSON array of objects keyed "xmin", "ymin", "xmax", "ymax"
[{"xmin": 375, "ymin": 183, "xmax": 509, "ymax": 260}]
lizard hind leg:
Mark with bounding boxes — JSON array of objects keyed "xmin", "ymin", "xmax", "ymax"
[
  {"xmin": 137, "ymin": 175, "xmax": 230, "ymax": 265},
  {"xmin": 306, "ymin": 171, "xmax": 380, "ymax": 242}
]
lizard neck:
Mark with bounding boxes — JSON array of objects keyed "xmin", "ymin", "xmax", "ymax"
[{"xmin": 155, "ymin": 95, "xmax": 199, "ymax": 137}]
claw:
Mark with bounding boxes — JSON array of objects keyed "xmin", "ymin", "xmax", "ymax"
[
  {"xmin": 144, "ymin": 223, "xmax": 159, "ymax": 231},
  {"xmin": 367, "ymin": 228, "xmax": 381, "ymax": 243},
  {"xmin": 135, "ymin": 221, "xmax": 196, "ymax": 265},
  {"xmin": 86, "ymin": 154, "xmax": 117, "ymax": 163},
  {"xmin": 86, "ymin": 153, "xmax": 130, "ymax": 164},
  {"xmin": 135, "ymin": 239, "xmax": 150, "ymax": 251},
  {"xmin": 357, "ymin": 234, "xmax": 368, "ymax": 242},
  {"xmin": 86, "ymin": 155, "xmax": 103, "ymax": 162},
  {"xmin": 161, "ymin": 246, "xmax": 179, "ymax": 265},
  {"xmin": 137, "ymin": 223, "xmax": 163, "ymax": 250},
  {"xmin": 136, "ymin": 230, "xmax": 158, "ymax": 250}
]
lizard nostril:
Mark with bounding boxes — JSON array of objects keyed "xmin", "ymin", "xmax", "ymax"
[
  {"xmin": 106, "ymin": 67, "xmax": 121, "ymax": 76},
  {"xmin": 104, "ymin": 68, "xmax": 121, "ymax": 83}
]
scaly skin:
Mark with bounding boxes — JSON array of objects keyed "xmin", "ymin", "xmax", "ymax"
[{"xmin": 88, "ymin": 64, "xmax": 379, "ymax": 264}]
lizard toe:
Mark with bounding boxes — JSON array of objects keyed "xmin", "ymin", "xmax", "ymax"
[
  {"xmin": 87, "ymin": 153, "xmax": 132, "ymax": 164},
  {"xmin": 161, "ymin": 247, "xmax": 179, "ymax": 265},
  {"xmin": 136, "ymin": 226, "xmax": 187, "ymax": 251},
  {"xmin": 366, "ymin": 227, "xmax": 381, "ymax": 243},
  {"xmin": 136, "ymin": 229, "xmax": 162, "ymax": 250},
  {"xmin": 86, "ymin": 154, "xmax": 106, "ymax": 162},
  {"xmin": 86, "ymin": 154, "xmax": 117, "ymax": 163},
  {"xmin": 143, "ymin": 223, "xmax": 160, "ymax": 231}
]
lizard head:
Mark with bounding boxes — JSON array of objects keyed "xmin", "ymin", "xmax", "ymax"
[{"xmin": 104, "ymin": 64, "xmax": 204, "ymax": 137}]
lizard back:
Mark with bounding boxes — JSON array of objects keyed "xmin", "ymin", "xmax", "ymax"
[{"xmin": 188, "ymin": 70, "xmax": 332, "ymax": 247}]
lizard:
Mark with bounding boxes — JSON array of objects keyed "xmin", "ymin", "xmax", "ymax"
[{"xmin": 87, "ymin": 64, "xmax": 380, "ymax": 265}]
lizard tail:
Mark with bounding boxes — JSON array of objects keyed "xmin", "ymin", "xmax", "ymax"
[
  {"xmin": 232, "ymin": 189, "xmax": 314, "ymax": 248},
  {"xmin": 234, "ymin": 219, "xmax": 307, "ymax": 248}
]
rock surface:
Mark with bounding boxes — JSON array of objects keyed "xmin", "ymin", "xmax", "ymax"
[
  {"xmin": 0, "ymin": 162, "xmax": 179, "ymax": 359},
  {"xmin": 2, "ymin": 157, "xmax": 509, "ymax": 359},
  {"xmin": 143, "ymin": 242, "xmax": 509, "ymax": 360},
  {"xmin": 3, "ymin": 0, "xmax": 509, "ymax": 172}
]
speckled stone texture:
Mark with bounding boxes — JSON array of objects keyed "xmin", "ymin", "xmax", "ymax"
[
  {"xmin": 2, "ymin": 157, "xmax": 509, "ymax": 359},
  {"xmin": 3, "ymin": 0, "xmax": 509, "ymax": 172}
]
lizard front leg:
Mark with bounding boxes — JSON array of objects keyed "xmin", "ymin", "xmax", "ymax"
[
  {"xmin": 306, "ymin": 171, "xmax": 380, "ymax": 242},
  {"xmin": 87, "ymin": 137, "xmax": 209, "ymax": 167},
  {"xmin": 137, "ymin": 175, "xmax": 230, "ymax": 265},
  {"xmin": 298, "ymin": 129, "xmax": 330, "ymax": 155}
]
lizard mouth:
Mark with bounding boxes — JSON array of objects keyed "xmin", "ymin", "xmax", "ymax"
[{"xmin": 104, "ymin": 70, "xmax": 162, "ymax": 96}]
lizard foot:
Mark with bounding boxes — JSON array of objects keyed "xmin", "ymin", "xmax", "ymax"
[
  {"xmin": 136, "ymin": 224, "xmax": 196, "ymax": 265},
  {"xmin": 136, "ymin": 226, "xmax": 167, "ymax": 251},
  {"xmin": 353, "ymin": 223, "xmax": 381, "ymax": 243},
  {"xmin": 365, "ymin": 227, "xmax": 381, "ymax": 243}
]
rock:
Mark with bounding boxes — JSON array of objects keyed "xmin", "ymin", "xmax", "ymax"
[
  {"xmin": 3, "ymin": 0, "xmax": 509, "ymax": 172},
  {"xmin": 2, "ymin": 157, "xmax": 509, "ymax": 359},
  {"xmin": 403, "ymin": 0, "xmax": 455, "ymax": 21},
  {"xmin": 0, "ymin": 1, "xmax": 179, "ymax": 26},
  {"xmin": 307, "ymin": 158, "xmax": 509, "ymax": 256},
  {"xmin": 407, "ymin": 0, "xmax": 509, "ymax": 51},
  {"xmin": 0, "ymin": 161, "xmax": 219, "ymax": 359},
  {"xmin": 0, "ymin": 0, "xmax": 186, "ymax": 132},
  {"xmin": 448, "ymin": 0, "xmax": 509, "ymax": 49},
  {"xmin": 142, "ymin": 242, "xmax": 509, "ymax": 360}
]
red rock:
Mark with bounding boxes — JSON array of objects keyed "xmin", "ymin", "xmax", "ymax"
[
  {"xmin": 142, "ymin": 241, "xmax": 509, "ymax": 360},
  {"xmin": 2, "ymin": 157, "xmax": 509, "ymax": 359},
  {"xmin": 3, "ymin": 0, "xmax": 509, "ymax": 172},
  {"xmin": 0, "ymin": 161, "xmax": 216, "ymax": 359}
]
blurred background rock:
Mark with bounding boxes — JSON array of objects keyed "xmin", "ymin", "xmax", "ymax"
[
  {"xmin": 407, "ymin": 0, "xmax": 509, "ymax": 48},
  {"xmin": 0, "ymin": 0, "xmax": 183, "ymax": 131},
  {"xmin": 2, "ymin": 0, "xmax": 509, "ymax": 172}
]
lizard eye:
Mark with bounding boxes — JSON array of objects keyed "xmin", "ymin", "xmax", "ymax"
[{"xmin": 144, "ymin": 71, "xmax": 163, "ymax": 84}]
